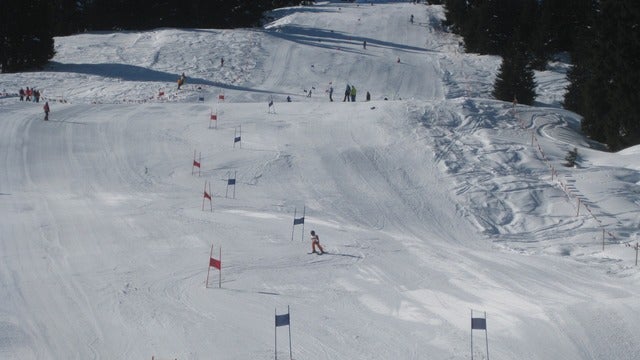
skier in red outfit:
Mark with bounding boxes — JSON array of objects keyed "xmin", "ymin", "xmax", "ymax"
[{"xmin": 310, "ymin": 230, "xmax": 324, "ymax": 254}]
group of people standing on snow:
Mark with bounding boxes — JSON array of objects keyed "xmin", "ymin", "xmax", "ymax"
[
  {"xmin": 18, "ymin": 87, "xmax": 50, "ymax": 121},
  {"xmin": 307, "ymin": 83, "xmax": 369, "ymax": 102},
  {"xmin": 19, "ymin": 87, "xmax": 42, "ymax": 102},
  {"xmin": 344, "ymin": 84, "xmax": 356, "ymax": 102},
  {"xmin": 341, "ymin": 84, "xmax": 370, "ymax": 102}
]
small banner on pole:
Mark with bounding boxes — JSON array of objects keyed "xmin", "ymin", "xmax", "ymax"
[
  {"xmin": 206, "ymin": 245, "xmax": 222, "ymax": 288},
  {"xmin": 202, "ymin": 181, "xmax": 212, "ymax": 212},
  {"xmin": 291, "ymin": 206, "xmax": 305, "ymax": 241},
  {"xmin": 192, "ymin": 150, "xmax": 201, "ymax": 176},
  {"xmin": 225, "ymin": 171, "xmax": 237, "ymax": 199},
  {"xmin": 470, "ymin": 310, "xmax": 489, "ymax": 360},
  {"xmin": 233, "ymin": 125, "xmax": 242, "ymax": 148},
  {"xmin": 209, "ymin": 110, "xmax": 218, "ymax": 129},
  {"xmin": 275, "ymin": 313, "xmax": 289, "ymax": 327},
  {"xmin": 471, "ymin": 318, "xmax": 486, "ymax": 330},
  {"xmin": 275, "ymin": 306, "xmax": 292, "ymax": 360}
]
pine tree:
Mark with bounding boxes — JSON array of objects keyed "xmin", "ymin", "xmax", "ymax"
[
  {"xmin": 1, "ymin": 0, "xmax": 55, "ymax": 72},
  {"xmin": 492, "ymin": 44, "xmax": 537, "ymax": 105},
  {"xmin": 563, "ymin": 1, "xmax": 597, "ymax": 120},
  {"xmin": 564, "ymin": 147, "xmax": 578, "ymax": 167},
  {"xmin": 565, "ymin": 0, "xmax": 640, "ymax": 150},
  {"xmin": 600, "ymin": 0, "xmax": 640, "ymax": 149},
  {"xmin": 51, "ymin": 0, "xmax": 84, "ymax": 35},
  {"xmin": 443, "ymin": 0, "xmax": 468, "ymax": 34}
]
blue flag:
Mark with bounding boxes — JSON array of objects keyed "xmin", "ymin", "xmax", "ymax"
[
  {"xmin": 471, "ymin": 318, "xmax": 486, "ymax": 330},
  {"xmin": 228, "ymin": 178, "xmax": 236, "ymax": 185},
  {"xmin": 293, "ymin": 217, "xmax": 304, "ymax": 225},
  {"xmin": 275, "ymin": 313, "xmax": 290, "ymax": 327},
  {"xmin": 234, "ymin": 136, "xmax": 241, "ymax": 143}
]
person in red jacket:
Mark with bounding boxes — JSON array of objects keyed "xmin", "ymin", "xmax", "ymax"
[
  {"xmin": 43, "ymin": 102, "xmax": 50, "ymax": 121},
  {"xmin": 310, "ymin": 230, "xmax": 324, "ymax": 254}
]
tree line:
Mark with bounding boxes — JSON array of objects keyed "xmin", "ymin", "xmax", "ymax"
[
  {"xmin": 1, "ymin": 0, "xmax": 304, "ymax": 73},
  {"xmin": 442, "ymin": 0, "xmax": 640, "ymax": 151}
]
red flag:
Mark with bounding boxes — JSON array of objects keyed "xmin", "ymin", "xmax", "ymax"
[
  {"xmin": 193, "ymin": 160, "xmax": 201, "ymax": 168},
  {"xmin": 209, "ymin": 257, "xmax": 221, "ymax": 269},
  {"xmin": 210, "ymin": 114, "xmax": 217, "ymax": 120},
  {"xmin": 218, "ymin": 94, "xmax": 225, "ymax": 100},
  {"xmin": 204, "ymin": 191, "xmax": 211, "ymax": 200}
]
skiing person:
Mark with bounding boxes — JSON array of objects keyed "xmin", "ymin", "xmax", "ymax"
[
  {"xmin": 310, "ymin": 230, "xmax": 324, "ymax": 254},
  {"xmin": 410, "ymin": 14, "xmax": 414, "ymax": 24},
  {"xmin": 350, "ymin": 85, "xmax": 357, "ymax": 102},
  {"xmin": 221, "ymin": 57, "xmax": 224, "ymax": 67},
  {"xmin": 363, "ymin": 40, "xmax": 367, "ymax": 49},
  {"xmin": 43, "ymin": 102, "xmax": 50, "ymax": 121},
  {"xmin": 344, "ymin": 84, "xmax": 351, "ymax": 102},
  {"xmin": 329, "ymin": 85, "xmax": 334, "ymax": 102},
  {"xmin": 366, "ymin": 91, "xmax": 371, "ymax": 101},
  {"xmin": 19, "ymin": 88, "xmax": 24, "ymax": 101},
  {"xmin": 177, "ymin": 73, "xmax": 186, "ymax": 89}
]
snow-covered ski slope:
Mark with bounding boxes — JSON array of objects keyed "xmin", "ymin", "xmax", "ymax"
[{"xmin": 1, "ymin": 1, "xmax": 640, "ymax": 359}]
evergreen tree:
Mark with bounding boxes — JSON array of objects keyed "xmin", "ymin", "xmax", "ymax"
[
  {"xmin": 492, "ymin": 44, "xmax": 537, "ymax": 105},
  {"xmin": 562, "ymin": 1, "xmax": 597, "ymax": 115},
  {"xmin": 51, "ymin": 0, "xmax": 84, "ymax": 35},
  {"xmin": 444, "ymin": 0, "xmax": 538, "ymax": 57},
  {"xmin": 533, "ymin": 0, "xmax": 596, "ymax": 69},
  {"xmin": 1, "ymin": 0, "xmax": 55, "ymax": 72},
  {"xmin": 598, "ymin": 0, "xmax": 640, "ymax": 150},
  {"xmin": 443, "ymin": 0, "xmax": 468, "ymax": 34},
  {"xmin": 565, "ymin": 0, "xmax": 640, "ymax": 150},
  {"xmin": 84, "ymin": 0, "xmax": 301, "ymax": 30}
]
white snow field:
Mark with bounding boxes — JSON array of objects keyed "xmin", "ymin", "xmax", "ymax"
[{"xmin": 2, "ymin": 1, "xmax": 640, "ymax": 359}]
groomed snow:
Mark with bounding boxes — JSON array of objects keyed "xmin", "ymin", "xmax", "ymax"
[{"xmin": 1, "ymin": 1, "xmax": 640, "ymax": 359}]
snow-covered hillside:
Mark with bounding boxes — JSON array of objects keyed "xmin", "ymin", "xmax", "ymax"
[{"xmin": 1, "ymin": 1, "xmax": 640, "ymax": 359}]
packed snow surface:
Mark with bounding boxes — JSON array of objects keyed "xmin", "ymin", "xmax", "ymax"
[{"xmin": 1, "ymin": 1, "xmax": 640, "ymax": 359}]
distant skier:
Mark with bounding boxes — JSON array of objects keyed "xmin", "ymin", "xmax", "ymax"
[
  {"xmin": 410, "ymin": 14, "xmax": 414, "ymax": 24},
  {"xmin": 19, "ymin": 88, "xmax": 24, "ymax": 101},
  {"xmin": 287, "ymin": 95, "xmax": 292, "ymax": 102},
  {"xmin": 366, "ymin": 91, "xmax": 371, "ymax": 101},
  {"xmin": 43, "ymin": 102, "xmax": 50, "ymax": 121},
  {"xmin": 329, "ymin": 85, "xmax": 334, "ymax": 102},
  {"xmin": 310, "ymin": 230, "xmax": 324, "ymax": 254},
  {"xmin": 363, "ymin": 40, "xmax": 367, "ymax": 49},
  {"xmin": 221, "ymin": 57, "xmax": 224, "ymax": 67},
  {"xmin": 177, "ymin": 73, "xmax": 186, "ymax": 89},
  {"xmin": 350, "ymin": 85, "xmax": 357, "ymax": 102}
]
